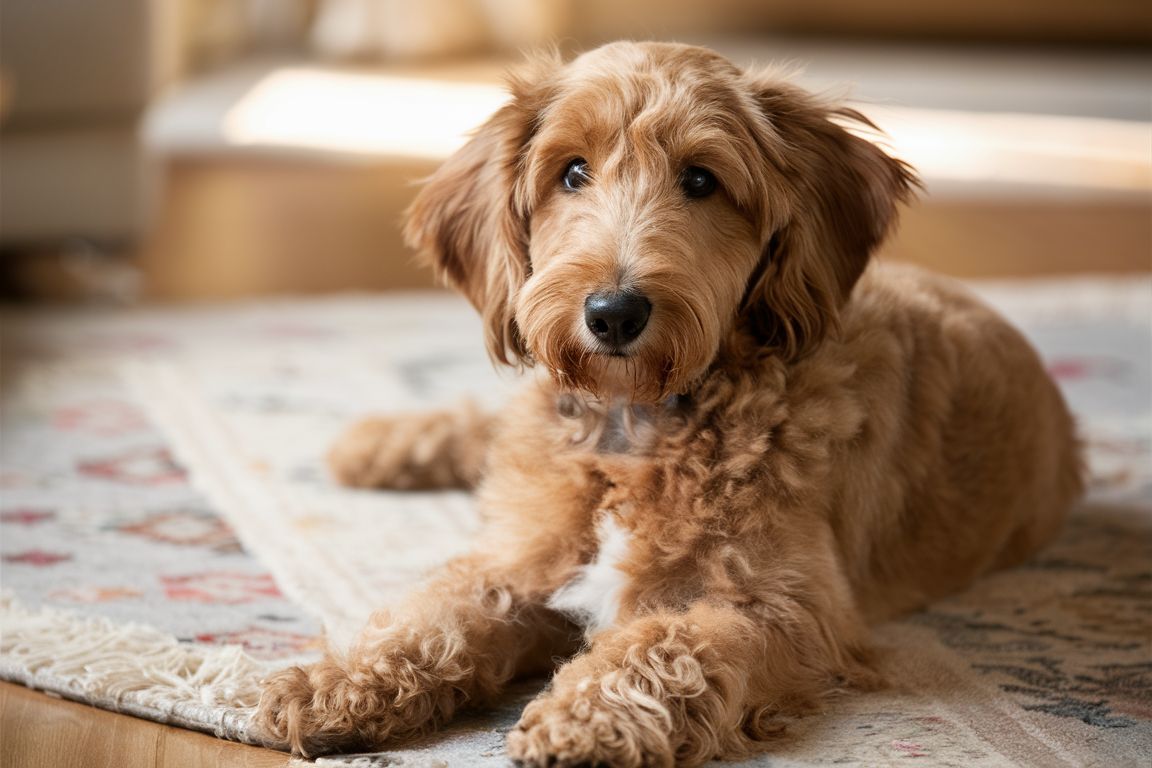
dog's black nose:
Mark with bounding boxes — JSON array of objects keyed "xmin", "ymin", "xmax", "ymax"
[{"xmin": 584, "ymin": 291, "xmax": 652, "ymax": 348}]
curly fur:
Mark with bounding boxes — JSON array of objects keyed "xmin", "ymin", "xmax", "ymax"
[{"xmin": 253, "ymin": 41, "xmax": 1083, "ymax": 765}]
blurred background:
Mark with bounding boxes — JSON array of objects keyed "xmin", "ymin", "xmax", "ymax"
[{"xmin": 0, "ymin": 0, "xmax": 1148, "ymax": 303}]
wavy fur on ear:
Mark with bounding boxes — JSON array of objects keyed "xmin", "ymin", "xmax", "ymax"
[
  {"xmin": 404, "ymin": 54, "xmax": 561, "ymax": 365},
  {"xmin": 740, "ymin": 79, "xmax": 919, "ymax": 359}
]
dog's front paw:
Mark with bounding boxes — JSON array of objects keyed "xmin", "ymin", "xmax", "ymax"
[
  {"xmin": 506, "ymin": 685, "xmax": 674, "ymax": 768},
  {"xmin": 253, "ymin": 665, "xmax": 359, "ymax": 757},
  {"xmin": 327, "ymin": 413, "xmax": 461, "ymax": 490},
  {"xmin": 254, "ymin": 663, "xmax": 407, "ymax": 757}
]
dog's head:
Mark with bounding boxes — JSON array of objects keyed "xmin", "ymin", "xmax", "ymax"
[{"xmin": 406, "ymin": 42, "xmax": 917, "ymax": 403}]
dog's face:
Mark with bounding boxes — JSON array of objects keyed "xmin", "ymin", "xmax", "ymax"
[{"xmin": 406, "ymin": 42, "xmax": 916, "ymax": 403}]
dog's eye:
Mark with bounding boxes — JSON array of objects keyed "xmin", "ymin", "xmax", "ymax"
[
  {"xmin": 680, "ymin": 166, "xmax": 717, "ymax": 199},
  {"xmin": 562, "ymin": 159, "xmax": 591, "ymax": 191}
]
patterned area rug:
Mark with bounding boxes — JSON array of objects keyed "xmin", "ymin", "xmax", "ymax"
[{"xmin": 1, "ymin": 276, "xmax": 1149, "ymax": 766}]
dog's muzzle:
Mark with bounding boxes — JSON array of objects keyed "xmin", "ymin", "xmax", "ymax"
[{"xmin": 584, "ymin": 291, "xmax": 652, "ymax": 352}]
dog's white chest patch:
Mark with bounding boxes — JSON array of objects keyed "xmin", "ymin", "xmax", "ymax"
[{"xmin": 547, "ymin": 514, "xmax": 631, "ymax": 635}]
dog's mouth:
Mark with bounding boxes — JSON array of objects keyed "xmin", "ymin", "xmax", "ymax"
[
  {"xmin": 557, "ymin": 343, "xmax": 674, "ymax": 404},
  {"xmin": 593, "ymin": 340, "xmax": 644, "ymax": 361},
  {"xmin": 584, "ymin": 325, "xmax": 644, "ymax": 359},
  {"xmin": 520, "ymin": 280, "xmax": 718, "ymax": 403}
]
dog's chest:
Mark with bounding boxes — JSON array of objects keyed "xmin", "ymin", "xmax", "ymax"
[
  {"xmin": 546, "ymin": 512, "xmax": 632, "ymax": 635},
  {"xmin": 543, "ymin": 394, "xmax": 703, "ymax": 633}
]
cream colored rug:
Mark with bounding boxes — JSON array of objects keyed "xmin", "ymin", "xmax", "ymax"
[{"xmin": 3, "ymin": 281, "xmax": 1150, "ymax": 766}]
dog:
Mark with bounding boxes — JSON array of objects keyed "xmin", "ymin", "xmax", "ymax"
[{"xmin": 254, "ymin": 41, "xmax": 1083, "ymax": 766}]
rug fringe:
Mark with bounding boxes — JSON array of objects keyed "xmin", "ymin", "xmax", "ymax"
[{"xmin": 0, "ymin": 592, "xmax": 291, "ymax": 747}]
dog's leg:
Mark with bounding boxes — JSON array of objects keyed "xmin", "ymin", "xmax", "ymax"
[
  {"xmin": 254, "ymin": 556, "xmax": 576, "ymax": 757},
  {"xmin": 506, "ymin": 603, "xmax": 758, "ymax": 767},
  {"xmin": 327, "ymin": 400, "xmax": 494, "ymax": 489},
  {"xmin": 506, "ymin": 601, "xmax": 875, "ymax": 768}
]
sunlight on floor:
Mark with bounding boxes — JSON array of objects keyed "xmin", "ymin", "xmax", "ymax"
[
  {"xmin": 223, "ymin": 68, "xmax": 508, "ymax": 160},
  {"xmin": 221, "ymin": 66, "xmax": 1150, "ymax": 194}
]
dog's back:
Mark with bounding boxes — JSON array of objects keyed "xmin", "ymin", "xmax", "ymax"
[{"xmin": 827, "ymin": 263, "xmax": 1083, "ymax": 620}]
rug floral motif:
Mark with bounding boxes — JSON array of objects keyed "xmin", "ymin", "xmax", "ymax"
[{"xmin": 0, "ymin": 355, "xmax": 322, "ymax": 659}]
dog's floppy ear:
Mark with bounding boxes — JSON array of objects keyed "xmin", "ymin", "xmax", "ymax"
[
  {"xmin": 404, "ymin": 60, "xmax": 556, "ymax": 365},
  {"xmin": 739, "ymin": 79, "xmax": 918, "ymax": 359}
]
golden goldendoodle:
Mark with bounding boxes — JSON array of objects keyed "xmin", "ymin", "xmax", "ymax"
[{"xmin": 255, "ymin": 41, "xmax": 1082, "ymax": 766}]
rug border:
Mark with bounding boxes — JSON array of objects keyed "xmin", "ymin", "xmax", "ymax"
[{"xmin": 0, "ymin": 592, "xmax": 290, "ymax": 748}]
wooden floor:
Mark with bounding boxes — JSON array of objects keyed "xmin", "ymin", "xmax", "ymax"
[{"xmin": 0, "ymin": 682, "xmax": 290, "ymax": 768}]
